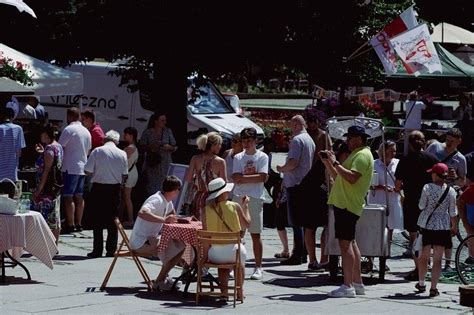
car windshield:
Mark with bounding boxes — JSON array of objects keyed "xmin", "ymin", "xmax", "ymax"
[{"xmin": 187, "ymin": 80, "xmax": 233, "ymax": 114}]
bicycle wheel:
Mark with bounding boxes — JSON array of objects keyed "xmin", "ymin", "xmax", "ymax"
[{"xmin": 455, "ymin": 234, "xmax": 474, "ymax": 285}]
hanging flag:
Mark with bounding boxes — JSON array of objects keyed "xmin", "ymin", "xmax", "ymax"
[
  {"xmin": 370, "ymin": 6, "xmax": 418, "ymax": 75},
  {"xmin": 389, "ymin": 24, "xmax": 442, "ymax": 76}
]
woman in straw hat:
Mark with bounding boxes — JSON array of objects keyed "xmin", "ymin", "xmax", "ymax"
[{"xmin": 202, "ymin": 177, "xmax": 251, "ymax": 301}]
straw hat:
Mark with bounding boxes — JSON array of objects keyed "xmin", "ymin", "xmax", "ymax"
[{"xmin": 206, "ymin": 178, "xmax": 234, "ymax": 201}]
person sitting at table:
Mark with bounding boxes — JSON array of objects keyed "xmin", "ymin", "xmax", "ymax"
[
  {"xmin": 33, "ymin": 126, "xmax": 63, "ymax": 245},
  {"xmin": 202, "ymin": 177, "xmax": 251, "ymax": 301},
  {"xmin": 129, "ymin": 175, "xmax": 186, "ymax": 291}
]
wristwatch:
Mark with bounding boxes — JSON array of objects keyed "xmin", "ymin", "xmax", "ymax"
[{"xmin": 333, "ymin": 160, "xmax": 341, "ymax": 167}]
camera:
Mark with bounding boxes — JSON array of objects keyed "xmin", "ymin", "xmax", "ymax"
[{"xmin": 320, "ymin": 151, "xmax": 329, "ymax": 159}]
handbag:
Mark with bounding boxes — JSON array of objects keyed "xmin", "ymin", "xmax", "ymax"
[
  {"xmin": 413, "ymin": 185, "xmax": 450, "ymax": 257},
  {"xmin": 44, "ymin": 149, "xmax": 63, "ymax": 197}
]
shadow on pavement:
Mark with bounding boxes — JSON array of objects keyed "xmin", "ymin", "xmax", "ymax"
[
  {"xmin": 265, "ymin": 293, "xmax": 328, "ymax": 302},
  {"xmin": 136, "ymin": 290, "xmax": 231, "ymax": 309},
  {"xmin": 0, "ymin": 276, "xmax": 43, "ymax": 285},
  {"xmin": 53, "ymin": 255, "xmax": 90, "ymax": 261},
  {"xmin": 380, "ymin": 292, "xmax": 432, "ymax": 300}
]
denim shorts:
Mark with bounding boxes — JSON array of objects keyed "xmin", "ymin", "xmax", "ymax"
[{"xmin": 62, "ymin": 172, "xmax": 85, "ymax": 197}]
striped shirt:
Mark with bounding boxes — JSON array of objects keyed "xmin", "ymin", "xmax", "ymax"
[{"xmin": 0, "ymin": 122, "xmax": 26, "ymax": 181}]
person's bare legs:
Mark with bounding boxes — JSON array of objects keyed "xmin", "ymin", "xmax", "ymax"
[
  {"xmin": 74, "ymin": 195, "xmax": 84, "ymax": 227},
  {"xmin": 218, "ymin": 268, "xmax": 231, "ymax": 296},
  {"xmin": 52, "ymin": 228, "xmax": 60, "ymax": 246},
  {"xmin": 305, "ymin": 228, "xmax": 317, "ymax": 264},
  {"xmin": 156, "ymin": 249, "xmax": 185, "ymax": 282},
  {"xmin": 277, "ymin": 229, "xmax": 289, "ymax": 255},
  {"xmin": 351, "ymin": 241, "xmax": 363, "ymax": 284},
  {"xmin": 417, "ymin": 246, "xmax": 431, "ymax": 284},
  {"xmin": 123, "ymin": 187, "xmax": 134, "ymax": 223},
  {"xmin": 64, "ymin": 196, "xmax": 75, "ymax": 227},
  {"xmin": 339, "ymin": 239, "xmax": 355, "ymax": 287},
  {"xmin": 444, "ymin": 247, "xmax": 452, "ymax": 269},
  {"xmin": 251, "ymin": 233, "xmax": 263, "ymax": 268},
  {"xmin": 320, "ymin": 228, "xmax": 328, "ymax": 264},
  {"xmin": 430, "ymin": 246, "xmax": 444, "ymax": 290}
]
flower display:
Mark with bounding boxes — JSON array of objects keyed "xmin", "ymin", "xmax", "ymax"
[{"xmin": 0, "ymin": 52, "xmax": 34, "ymax": 86}]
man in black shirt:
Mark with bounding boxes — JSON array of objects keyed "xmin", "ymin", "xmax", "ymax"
[{"xmin": 395, "ymin": 130, "xmax": 438, "ymax": 281}]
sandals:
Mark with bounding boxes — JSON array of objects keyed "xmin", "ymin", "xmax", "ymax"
[
  {"xmin": 274, "ymin": 251, "xmax": 290, "ymax": 259},
  {"xmin": 429, "ymin": 288, "xmax": 439, "ymax": 297},
  {"xmin": 415, "ymin": 283, "xmax": 426, "ymax": 293}
]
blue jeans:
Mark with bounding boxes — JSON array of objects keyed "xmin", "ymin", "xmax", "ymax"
[{"xmin": 287, "ymin": 186, "xmax": 305, "ymax": 258}]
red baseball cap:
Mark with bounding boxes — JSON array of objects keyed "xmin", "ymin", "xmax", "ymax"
[{"xmin": 427, "ymin": 163, "xmax": 449, "ymax": 176}]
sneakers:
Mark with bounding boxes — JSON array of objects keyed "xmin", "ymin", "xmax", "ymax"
[
  {"xmin": 152, "ymin": 277, "xmax": 181, "ymax": 291},
  {"xmin": 75, "ymin": 225, "xmax": 83, "ymax": 232},
  {"xmin": 328, "ymin": 284, "xmax": 356, "ymax": 298},
  {"xmin": 415, "ymin": 283, "xmax": 426, "ymax": 293},
  {"xmin": 307, "ymin": 261, "xmax": 324, "ymax": 272},
  {"xmin": 429, "ymin": 288, "xmax": 440, "ymax": 297},
  {"xmin": 353, "ymin": 283, "xmax": 365, "ymax": 295},
  {"xmin": 250, "ymin": 267, "xmax": 263, "ymax": 280},
  {"xmin": 442, "ymin": 265, "xmax": 454, "ymax": 273}
]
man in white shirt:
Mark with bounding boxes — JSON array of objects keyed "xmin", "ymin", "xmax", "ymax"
[
  {"xmin": 129, "ymin": 176, "xmax": 185, "ymax": 291},
  {"xmin": 403, "ymin": 91, "xmax": 426, "ymax": 155},
  {"xmin": 58, "ymin": 107, "xmax": 92, "ymax": 234},
  {"xmin": 233, "ymin": 127, "xmax": 269, "ymax": 281},
  {"xmin": 85, "ymin": 130, "xmax": 128, "ymax": 258}
]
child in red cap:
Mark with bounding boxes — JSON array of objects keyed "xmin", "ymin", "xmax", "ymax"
[{"xmin": 416, "ymin": 163, "xmax": 458, "ymax": 297}]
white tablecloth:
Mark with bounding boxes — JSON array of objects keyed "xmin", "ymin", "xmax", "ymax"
[{"xmin": 0, "ymin": 211, "xmax": 57, "ymax": 269}]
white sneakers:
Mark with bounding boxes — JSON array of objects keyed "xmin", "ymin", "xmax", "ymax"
[
  {"xmin": 353, "ymin": 283, "xmax": 366, "ymax": 295},
  {"xmin": 152, "ymin": 276, "xmax": 182, "ymax": 291},
  {"xmin": 250, "ymin": 267, "xmax": 263, "ymax": 280},
  {"xmin": 328, "ymin": 283, "xmax": 366, "ymax": 298}
]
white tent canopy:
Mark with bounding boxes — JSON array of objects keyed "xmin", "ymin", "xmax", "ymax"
[
  {"xmin": 0, "ymin": 43, "xmax": 83, "ymax": 95},
  {"xmin": 432, "ymin": 22, "xmax": 474, "ymax": 45}
]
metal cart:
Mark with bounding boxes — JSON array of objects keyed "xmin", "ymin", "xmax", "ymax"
[{"xmin": 324, "ymin": 116, "xmax": 390, "ymax": 282}]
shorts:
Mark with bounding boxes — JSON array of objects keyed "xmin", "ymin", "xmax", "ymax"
[
  {"xmin": 125, "ymin": 167, "xmax": 138, "ymax": 188},
  {"xmin": 208, "ymin": 244, "xmax": 247, "ymax": 266},
  {"xmin": 233, "ymin": 195, "xmax": 263, "ymax": 234},
  {"xmin": 333, "ymin": 206, "xmax": 359, "ymax": 241},
  {"xmin": 403, "ymin": 197, "xmax": 421, "ymax": 233},
  {"xmin": 62, "ymin": 172, "xmax": 85, "ymax": 197},
  {"xmin": 421, "ymin": 228, "xmax": 452, "ymax": 248}
]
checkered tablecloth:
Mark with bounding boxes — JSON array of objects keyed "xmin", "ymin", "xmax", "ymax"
[
  {"xmin": 0, "ymin": 211, "xmax": 57, "ymax": 269},
  {"xmin": 157, "ymin": 220, "xmax": 202, "ymax": 264}
]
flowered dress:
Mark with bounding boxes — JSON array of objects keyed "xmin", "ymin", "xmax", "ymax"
[
  {"xmin": 34, "ymin": 142, "xmax": 63, "ymax": 229},
  {"xmin": 190, "ymin": 157, "xmax": 218, "ymax": 219}
]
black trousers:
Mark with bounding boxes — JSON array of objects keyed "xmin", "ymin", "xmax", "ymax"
[{"xmin": 90, "ymin": 183, "xmax": 121, "ymax": 255}]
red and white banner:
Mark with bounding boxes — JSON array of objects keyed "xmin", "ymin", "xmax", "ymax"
[
  {"xmin": 389, "ymin": 24, "xmax": 442, "ymax": 76},
  {"xmin": 370, "ymin": 6, "xmax": 418, "ymax": 75}
]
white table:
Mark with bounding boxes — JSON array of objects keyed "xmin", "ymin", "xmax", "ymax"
[{"xmin": 0, "ymin": 211, "xmax": 57, "ymax": 282}]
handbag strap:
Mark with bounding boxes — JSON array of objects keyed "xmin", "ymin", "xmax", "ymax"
[
  {"xmin": 211, "ymin": 203, "xmax": 234, "ymax": 232},
  {"xmin": 440, "ymin": 150, "xmax": 458, "ymax": 164},
  {"xmin": 426, "ymin": 185, "xmax": 450, "ymax": 226}
]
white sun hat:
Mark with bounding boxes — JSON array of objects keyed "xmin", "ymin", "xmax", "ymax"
[{"xmin": 206, "ymin": 178, "xmax": 234, "ymax": 201}]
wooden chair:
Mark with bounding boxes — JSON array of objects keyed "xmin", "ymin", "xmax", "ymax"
[
  {"xmin": 195, "ymin": 230, "xmax": 242, "ymax": 308},
  {"xmin": 100, "ymin": 218, "xmax": 153, "ymax": 291}
]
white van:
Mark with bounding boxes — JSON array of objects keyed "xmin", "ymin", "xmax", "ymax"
[{"xmin": 41, "ymin": 62, "xmax": 264, "ymax": 149}]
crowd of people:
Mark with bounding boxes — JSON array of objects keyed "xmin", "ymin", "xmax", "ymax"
[{"xmin": 1, "ymin": 93, "xmax": 474, "ymax": 302}]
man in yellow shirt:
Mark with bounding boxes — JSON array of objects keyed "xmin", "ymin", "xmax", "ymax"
[{"xmin": 320, "ymin": 125, "xmax": 374, "ymax": 298}]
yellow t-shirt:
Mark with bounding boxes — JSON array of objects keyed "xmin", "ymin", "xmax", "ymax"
[
  {"xmin": 328, "ymin": 146, "xmax": 374, "ymax": 216},
  {"xmin": 204, "ymin": 200, "xmax": 241, "ymax": 232}
]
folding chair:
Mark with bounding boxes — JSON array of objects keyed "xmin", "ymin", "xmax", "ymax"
[
  {"xmin": 100, "ymin": 218, "xmax": 153, "ymax": 291},
  {"xmin": 195, "ymin": 231, "xmax": 242, "ymax": 308}
]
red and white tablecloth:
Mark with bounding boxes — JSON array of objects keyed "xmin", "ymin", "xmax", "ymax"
[
  {"xmin": 0, "ymin": 211, "xmax": 57, "ymax": 269},
  {"xmin": 157, "ymin": 221, "xmax": 202, "ymax": 264}
]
